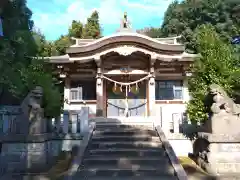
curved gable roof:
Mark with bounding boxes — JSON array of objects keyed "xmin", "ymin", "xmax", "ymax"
[{"xmin": 66, "ymin": 32, "xmax": 185, "ymax": 54}]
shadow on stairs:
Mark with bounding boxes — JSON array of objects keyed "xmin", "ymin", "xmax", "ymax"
[{"xmin": 69, "ymin": 122, "xmax": 180, "ymax": 180}]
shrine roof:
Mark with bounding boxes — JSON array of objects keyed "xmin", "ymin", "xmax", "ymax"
[
  {"xmin": 66, "ymin": 32, "xmax": 184, "ymax": 53},
  {"xmin": 45, "ymin": 32, "xmax": 200, "ymax": 64}
]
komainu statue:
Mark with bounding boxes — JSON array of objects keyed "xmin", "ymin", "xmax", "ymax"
[
  {"xmin": 192, "ymin": 84, "xmax": 240, "ymax": 176},
  {"xmin": 28, "ymin": 86, "xmax": 46, "ymax": 134},
  {"xmin": 203, "ymin": 84, "xmax": 240, "ymax": 134},
  {"xmin": 209, "ymin": 84, "xmax": 240, "ymax": 116}
]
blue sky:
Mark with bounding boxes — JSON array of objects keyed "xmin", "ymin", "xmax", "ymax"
[{"xmin": 27, "ymin": 0, "xmax": 176, "ymax": 41}]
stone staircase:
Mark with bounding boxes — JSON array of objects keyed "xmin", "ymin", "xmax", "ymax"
[{"xmin": 72, "ymin": 123, "xmax": 178, "ymax": 180}]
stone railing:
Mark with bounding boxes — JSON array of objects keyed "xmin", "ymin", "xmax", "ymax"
[
  {"xmin": 63, "ymin": 122, "xmax": 96, "ymax": 179},
  {"xmin": 0, "ymin": 106, "xmax": 22, "ymax": 134},
  {"xmin": 155, "ymin": 125, "xmax": 188, "ymax": 180}
]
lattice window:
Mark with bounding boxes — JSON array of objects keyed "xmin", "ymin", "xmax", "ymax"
[{"xmin": 155, "ymin": 80, "xmax": 183, "ymax": 100}]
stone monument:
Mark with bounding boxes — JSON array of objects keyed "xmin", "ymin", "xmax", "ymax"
[{"xmin": 193, "ymin": 84, "xmax": 240, "ymax": 178}]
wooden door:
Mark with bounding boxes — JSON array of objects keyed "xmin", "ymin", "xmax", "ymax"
[{"xmin": 107, "ymin": 80, "xmax": 147, "ymax": 117}]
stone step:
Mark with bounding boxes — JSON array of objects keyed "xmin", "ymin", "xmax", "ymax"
[
  {"xmin": 91, "ymin": 135, "xmax": 160, "ymax": 142},
  {"xmin": 78, "ymin": 166, "xmax": 175, "ymax": 177},
  {"xmin": 83, "ymin": 157, "xmax": 170, "ymax": 167},
  {"xmin": 88, "ymin": 148, "xmax": 165, "ymax": 157},
  {"xmin": 93, "ymin": 129, "xmax": 158, "ymax": 136},
  {"xmin": 217, "ymin": 174, "xmax": 240, "ymax": 180},
  {"xmin": 73, "ymin": 176, "xmax": 178, "ymax": 180},
  {"xmin": 95, "ymin": 123, "xmax": 153, "ymax": 130},
  {"xmin": 88, "ymin": 141, "xmax": 163, "ymax": 149}
]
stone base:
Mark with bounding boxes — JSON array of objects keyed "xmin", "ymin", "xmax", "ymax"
[
  {"xmin": 197, "ymin": 133, "xmax": 240, "ymax": 175},
  {"xmin": 0, "ymin": 135, "xmax": 63, "ymax": 173}
]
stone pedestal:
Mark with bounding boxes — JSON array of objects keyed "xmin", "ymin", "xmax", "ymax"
[
  {"xmin": 0, "ymin": 135, "xmax": 62, "ymax": 173},
  {"xmin": 197, "ymin": 133, "xmax": 240, "ymax": 175},
  {"xmin": 194, "ymin": 110, "xmax": 240, "ymax": 176}
]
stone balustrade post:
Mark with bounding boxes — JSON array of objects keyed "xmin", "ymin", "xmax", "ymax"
[
  {"xmin": 63, "ymin": 111, "xmax": 69, "ymax": 134},
  {"xmin": 80, "ymin": 107, "xmax": 89, "ymax": 134}
]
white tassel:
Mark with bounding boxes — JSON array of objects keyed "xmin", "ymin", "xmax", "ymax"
[{"xmin": 136, "ymin": 83, "xmax": 138, "ymax": 91}]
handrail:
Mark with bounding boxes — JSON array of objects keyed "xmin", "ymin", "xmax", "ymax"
[
  {"xmin": 155, "ymin": 125, "xmax": 188, "ymax": 180},
  {"xmin": 64, "ymin": 122, "xmax": 96, "ymax": 180}
]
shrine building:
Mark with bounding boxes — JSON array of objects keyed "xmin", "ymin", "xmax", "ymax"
[{"xmin": 48, "ymin": 14, "xmax": 198, "ymax": 134}]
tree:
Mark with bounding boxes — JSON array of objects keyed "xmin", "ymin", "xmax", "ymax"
[
  {"xmin": 69, "ymin": 20, "xmax": 84, "ymax": 38},
  {"xmin": 137, "ymin": 27, "xmax": 162, "ymax": 38},
  {"xmin": 0, "ymin": 0, "xmax": 37, "ymax": 101},
  {"xmin": 161, "ymin": 0, "xmax": 240, "ymax": 52},
  {"xmin": 82, "ymin": 10, "xmax": 101, "ymax": 39},
  {"xmin": 52, "ymin": 12, "xmax": 102, "ymax": 56},
  {"xmin": 0, "ymin": 0, "xmax": 62, "ymax": 118},
  {"xmin": 54, "ymin": 35, "xmax": 72, "ymax": 56},
  {"xmin": 33, "ymin": 30, "xmax": 57, "ymax": 57},
  {"xmin": 186, "ymin": 24, "xmax": 240, "ymax": 124}
]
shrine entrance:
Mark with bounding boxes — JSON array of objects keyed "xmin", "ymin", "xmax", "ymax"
[{"xmin": 105, "ymin": 74, "xmax": 148, "ymax": 118}]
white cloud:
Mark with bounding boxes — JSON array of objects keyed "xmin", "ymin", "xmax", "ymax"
[
  {"xmin": 30, "ymin": 0, "xmax": 175, "ymax": 40},
  {"xmin": 122, "ymin": 0, "xmax": 175, "ymax": 15}
]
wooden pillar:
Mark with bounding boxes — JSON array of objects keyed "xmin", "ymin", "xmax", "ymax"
[
  {"xmin": 63, "ymin": 77, "xmax": 70, "ymax": 110},
  {"xmin": 183, "ymin": 72, "xmax": 192, "ymax": 102},
  {"xmin": 148, "ymin": 76, "xmax": 155, "ymax": 116},
  {"xmin": 148, "ymin": 57, "xmax": 156, "ymax": 117},
  {"xmin": 95, "ymin": 57, "xmax": 104, "ymax": 117},
  {"xmin": 63, "ymin": 77, "xmax": 70, "ymax": 133}
]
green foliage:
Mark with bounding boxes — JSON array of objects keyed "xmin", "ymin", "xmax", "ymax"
[
  {"xmin": 0, "ymin": 0, "xmax": 36, "ymax": 98},
  {"xmin": 33, "ymin": 30, "xmax": 57, "ymax": 57},
  {"xmin": 69, "ymin": 20, "xmax": 83, "ymax": 38},
  {"xmin": 161, "ymin": 0, "xmax": 240, "ymax": 52},
  {"xmin": 54, "ymin": 35, "xmax": 72, "ymax": 56},
  {"xmin": 22, "ymin": 59, "xmax": 62, "ymax": 118},
  {"xmin": 51, "ymin": 11, "xmax": 102, "ymax": 56},
  {"xmin": 137, "ymin": 27, "xmax": 162, "ymax": 38},
  {"xmin": 187, "ymin": 24, "xmax": 240, "ymax": 123},
  {"xmin": 83, "ymin": 10, "xmax": 101, "ymax": 39},
  {"xmin": 0, "ymin": 0, "xmax": 62, "ymax": 118}
]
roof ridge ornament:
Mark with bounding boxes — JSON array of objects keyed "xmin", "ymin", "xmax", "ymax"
[
  {"xmin": 117, "ymin": 12, "xmax": 134, "ymax": 32},
  {"xmin": 122, "ymin": 12, "xmax": 130, "ymax": 28}
]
